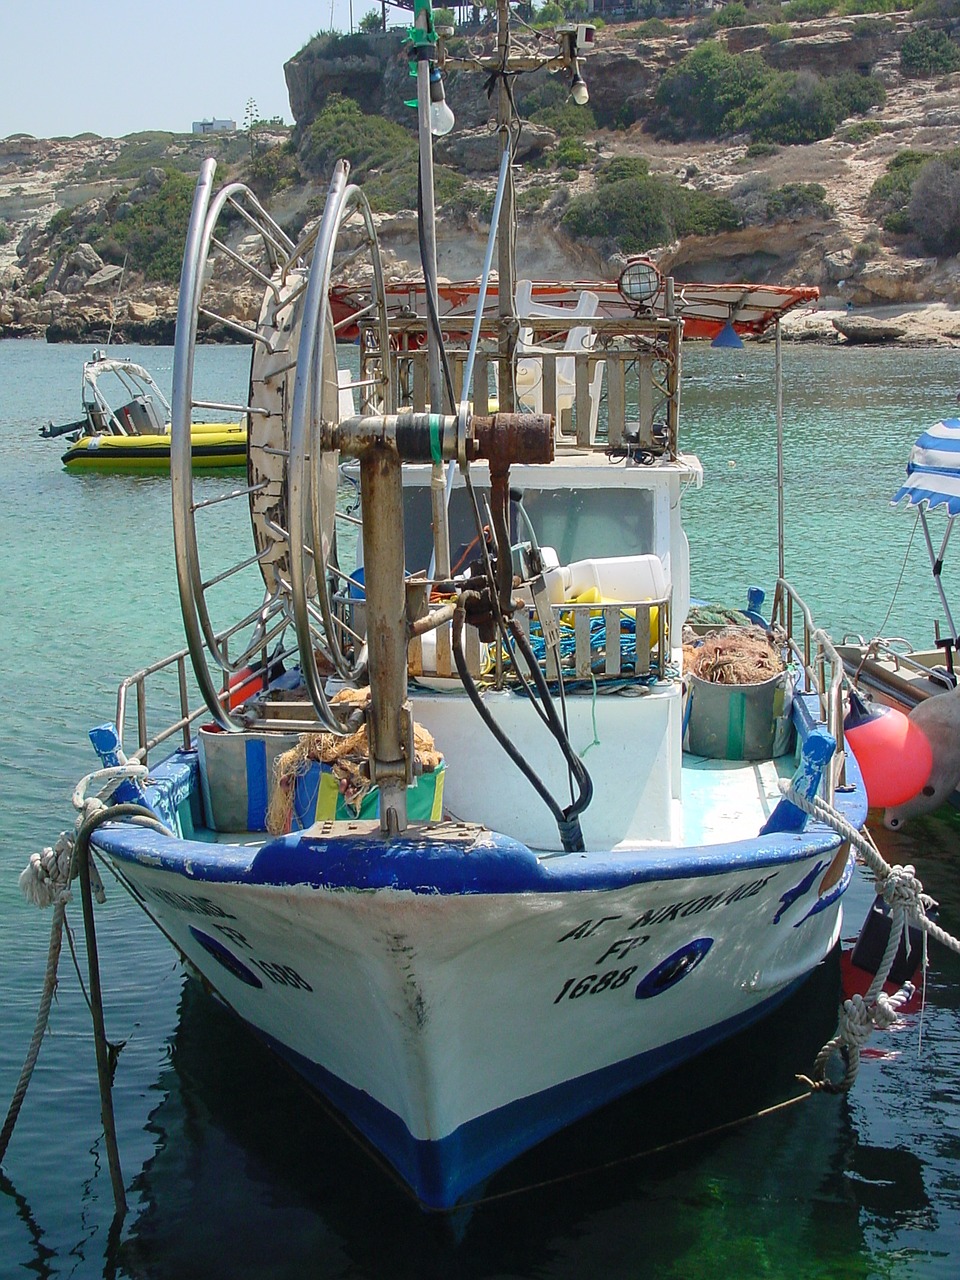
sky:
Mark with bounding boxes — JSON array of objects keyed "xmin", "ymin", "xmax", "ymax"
[{"xmin": 2, "ymin": 0, "xmax": 392, "ymax": 139}]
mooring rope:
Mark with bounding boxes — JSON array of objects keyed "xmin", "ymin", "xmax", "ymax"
[
  {"xmin": 783, "ymin": 781, "xmax": 960, "ymax": 1094},
  {"xmin": 0, "ymin": 763, "xmax": 169, "ymax": 1222}
]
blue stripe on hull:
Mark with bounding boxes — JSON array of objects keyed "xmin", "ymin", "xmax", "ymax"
[{"xmin": 256, "ymin": 976, "xmax": 808, "ymax": 1210}]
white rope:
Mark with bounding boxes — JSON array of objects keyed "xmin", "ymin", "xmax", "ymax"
[
  {"xmin": 19, "ymin": 765, "xmax": 148, "ymax": 911},
  {"xmin": 5, "ymin": 760, "xmax": 159, "ymax": 1187},
  {"xmin": 784, "ymin": 780, "xmax": 960, "ymax": 1093}
]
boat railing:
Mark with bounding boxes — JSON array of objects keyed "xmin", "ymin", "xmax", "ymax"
[
  {"xmin": 114, "ymin": 627, "xmax": 308, "ymax": 762},
  {"xmin": 378, "ymin": 315, "xmax": 681, "ymax": 453},
  {"xmin": 771, "ymin": 578, "xmax": 846, "ymax": 799},
  {"xmin": 406, "ymin": 589, "xmax": 670, "ymax": 686},
  {"xmin": 514, "ymin": 597, "xmax": 670, "ymax": 685},
  {"xmin": 116, "ymin": 645, "xmax": 202, "ymax": 763}
]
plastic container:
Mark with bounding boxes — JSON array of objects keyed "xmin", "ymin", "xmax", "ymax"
[{"xmin": 542, "ymin": 554, "xmax": 667, "ymax": 606}]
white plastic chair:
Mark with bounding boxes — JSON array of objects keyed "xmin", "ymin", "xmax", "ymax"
[{"xmin": 513, "ymin": 280, "xmax": 604, "ymax": 438}]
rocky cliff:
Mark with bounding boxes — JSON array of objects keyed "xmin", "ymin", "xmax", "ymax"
[{"xmin": 4, "ymin": 13, "xmax": 960, "ymax": 345}]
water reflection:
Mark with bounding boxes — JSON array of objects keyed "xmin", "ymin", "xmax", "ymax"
[{"xmin": 119, "ymin": 944, "xmax": 919, "ymax": 1280}]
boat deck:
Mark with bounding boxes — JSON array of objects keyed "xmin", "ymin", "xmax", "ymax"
[
  {"xmin": 192, "ymin": 747, "xmax": 793, "ymax": 853},
  {"xmin": 679, "ymin": 753, "xmax": 789, "ymax": 846}
]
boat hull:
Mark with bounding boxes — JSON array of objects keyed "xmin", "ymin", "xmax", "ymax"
[
  {"xmin": 62, "ymin": 423, "xmax": 246, "ymax": 472},
  {"xmin": 93, "ymin": 779, "xmax": 853, "ymax": 1209}
]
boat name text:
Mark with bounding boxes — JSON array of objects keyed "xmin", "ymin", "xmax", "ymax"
[
  {"xmin": 557, "ymin": 872, "xmax": 780, "ymax": 951},
  {"xmin": 145, "ymin": 886, "xmax": 237, "ymax": 919}
]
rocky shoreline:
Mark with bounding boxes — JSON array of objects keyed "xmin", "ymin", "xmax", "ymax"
[
  {"xmin": 780, "ymin": 300, "xmax": 960, "ymax": 346},
  {"xmin": 6, "ymin": 297, "xmax": 960, "ymax": 349}
]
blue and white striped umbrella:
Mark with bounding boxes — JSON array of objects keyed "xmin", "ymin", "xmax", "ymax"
[{"xmin": 893, "ymin": 418, "xmax": 960, "ymax": 515}]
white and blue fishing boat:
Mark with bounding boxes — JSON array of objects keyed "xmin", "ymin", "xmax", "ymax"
[
  {"xmin": 840, "ymin": 417, "xmax": 960, "ymax": 710},
  {"xmin": 66, "ymin": 3, "xmax": 868, "ymax": 1211}
]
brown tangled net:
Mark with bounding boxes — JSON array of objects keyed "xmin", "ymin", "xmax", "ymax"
[
  {"xmin": 683, "ymin": 625, "xmax": 785, "ymax": 686},
  {"xmin": 266, "ymin": 687, "xmax": 443, "ymax": 834}
]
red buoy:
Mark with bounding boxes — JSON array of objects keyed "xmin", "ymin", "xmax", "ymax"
[{"xmin": 844, "ymin": 690, "xmax": 933, "ymax": 808}]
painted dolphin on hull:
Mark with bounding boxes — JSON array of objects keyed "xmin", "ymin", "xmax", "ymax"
[{"xmin": 885, "ymin": 685, "xmax": 960, "ymax": 829}]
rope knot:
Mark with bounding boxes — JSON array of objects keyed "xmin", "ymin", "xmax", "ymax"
[
  {"xmin": 19, "ymin": 832, "xmax": 75, "ymax": 908},
  {"xmin": 837, "ymin": 994, "xmax": 874, "ymax": 1048},
  {"xmin": 880, "ymin": 862, "xmax": 925, "ymax": 913}
]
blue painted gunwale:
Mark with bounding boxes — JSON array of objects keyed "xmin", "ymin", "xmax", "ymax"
[{"xmin": 90, "ymin": 742, "xmax": 862, "ymax": 896}]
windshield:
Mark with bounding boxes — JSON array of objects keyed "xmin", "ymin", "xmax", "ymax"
[{"xmin": 401, "ymin": 485, "xmax": 655, "ymax": 577}]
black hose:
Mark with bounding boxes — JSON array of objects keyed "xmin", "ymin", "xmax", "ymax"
[{"xmin": 452, "ymin": 607, "xmax": 592, "ymax": 853}]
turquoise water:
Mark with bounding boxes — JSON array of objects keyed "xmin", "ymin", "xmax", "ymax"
[{"xmin": 2, "ymin": 337, "xmax": 960, "ymax": 1278}]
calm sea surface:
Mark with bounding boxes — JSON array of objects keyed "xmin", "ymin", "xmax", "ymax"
[{"xmin": 1, "ymin": 336, "xmax": 960, "ymax": 1278}]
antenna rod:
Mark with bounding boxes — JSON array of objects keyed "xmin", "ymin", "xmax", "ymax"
[
  {"xmin": 496, "ymin": 0, "xmax": 517, "ymax": 412},
  {"xmin": 411, "ymin": 0, "xmax": 452, "ymax": 587}
]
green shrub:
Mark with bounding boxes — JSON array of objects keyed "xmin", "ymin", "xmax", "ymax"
[
  {"xmin": 439, "ymin": 182, "xmax": 491, "ymax": 222},
  {"xmin": 716, "ymin": 2, "xmax": 750, "ymax": 26},
  {"xmin": 840, "ymin": 120, "xmax": 884, "ymax": 143},
  {"xmin": 300, "ymin": 95, "xmax": 411, "ymax": 179},
  {"xmin": 516, "ymin": 183, "xmax": 552, "ymax": 213},
  {"xmin": 837, "ymin": 0, "xmax": 898, "ymax": 12},
  {"xmin": 764, "ymin": 182, "xmax": 832, "ymax": 220},
  {"xmin": 0, "ymin": 220, "xmax": 12, "ymax": 245},
  {"xmin": 867, "ymin": 149, "xmax": 930, "ymax": 230},
  {"xmin": 654, "ymin": 41, "xmax": 770, "ymax": 138},
  {"xmin": 654, "ymin": 40, "xmax": 881, "ymax": 144},
  {"xmin": 298, "ymin": 93, "xmax": 443, "ymax": 214},
  {"xmin": 562, "ymin": 173, "xmax": 739, "ymax": 253},
  {"xmin": 552, "ymin": 137, "xmax": 589, "ymax": 169},
  {"xmin": 850, "ymin": 16, "xmax": 892, "ymax": 35},
  {"xmin": 884, "ymin": 210, "xmax": 913, "ymax": 234},
  {"xmin": 515, "ymin": 78, "xmax": 567, "ymax": 117},
  {"xmin": 47, "ymin": 207, "xmax": 74, "ymax": 236},
  {"xmin": 833, "ymin": 70, "xmax": 886, "ymax": 116},
  {"xmin": 912, "ymin": 0, "xmax": 960, "ymax": 17},
  {"xmin": 247, "ymin": 143, "xmax": 299, "ymax": 199},
  {"xmin": 781, "ymin": 0, "xmax": 833, "ymax": 18},
  {"xmin": 527, "ymin": 101, "xmax": 597, "ymax": 137},
  {"xmin": 598, "ymin": 157, "xmax": 651, "ymax": 184},
  {"xmin": 729, "ymin": 69, "xmax": 884, "ymax": 144},
  {"xmin": 727, "ymin": 70, "xmax": 840, "ymax": 144},
  {"xmin": 900, "ymin": 27, "xmax": 960, "ymax": 77},
  {"xmin": 635, "ymin": 18, "xmax": 670, "ymax": 37},
  {"xmin": 909, "ymin": 158, "xmax": 960, "ymax": 253},
  {"xmin": 745, "ymin": 140, "xmax": 779, "ymax": 157},
  {"xmin": 88, "ymin": 169, "xmax": 196, "ymax": 282},
  {"xmin": 766, "ymin": 24, "xmax": 793, "ymax": 42}
]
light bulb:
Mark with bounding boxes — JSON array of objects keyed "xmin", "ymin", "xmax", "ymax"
[
  {"xmin": 571, "ymin": 75, "xmax": 589, "ymax": 107},
  {"xmin": 429, "ymin": 68, "xmax": 456, "ymax": 137},
  {"xmin": 430, "ymin": 97, "xmax": 456, "ymax": 137}
]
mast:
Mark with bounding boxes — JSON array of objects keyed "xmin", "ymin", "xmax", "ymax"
[
  {"xmin": 411, "ymin": 0, "xmax": 452, "ymax": 584},
  {"xmin": 496, "ymin": 0, "xmax": 517, "ymax": 413}
]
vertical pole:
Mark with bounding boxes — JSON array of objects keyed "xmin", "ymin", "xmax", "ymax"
[
  {"xmin": 413, "ymin": 4, "xmax": 452, "ymax": 586},
  {"xmin": 664, "ymin": 276, "xmax": 681, "ymax": 452},
  {"xmin": 360, "ymin": 448, "xmax": 410, "ymax": 834},
  {"xmin": 776, "ymin": 320, "xmax": 784, "ymax": 582},
  {"xmin": 496, "ymin": 0, "xmax": 517, "ymax": 412}
]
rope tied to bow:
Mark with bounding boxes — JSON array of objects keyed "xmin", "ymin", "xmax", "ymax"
[
  {"xmin": 782, "ymin": 780, "xmax": 960, "ymax": 1095},
  {"xmin": 1, "ymin": 762, "xmax": 159, "ymax": 1215}
]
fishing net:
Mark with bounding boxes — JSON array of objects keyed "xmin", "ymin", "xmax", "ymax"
[
  {"xmin": 266, "ymin": 687, "xmax": 443, "ymax": 833},
  {"xmin": 683, "ymin": 625, "xmax": 785, "ymax": 686}
]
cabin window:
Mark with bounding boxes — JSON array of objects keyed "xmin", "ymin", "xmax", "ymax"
[{"xmin": 400, "ymin": 485, "xmax": 656, "ymax": 577}]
